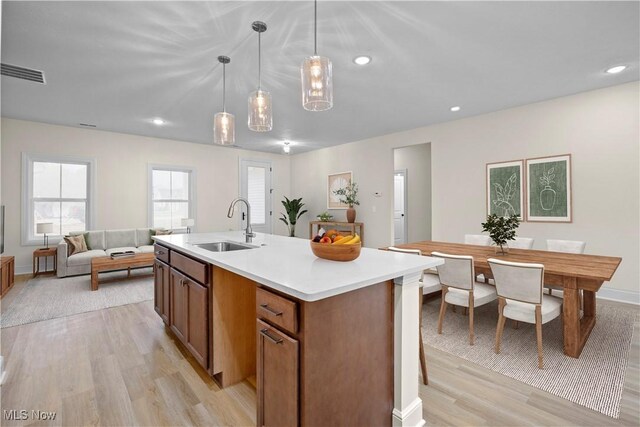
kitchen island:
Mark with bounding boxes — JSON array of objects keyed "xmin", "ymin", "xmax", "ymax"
[{"xmin": 152, "ymin": 231, "xmax": 441, "ymax": 427}]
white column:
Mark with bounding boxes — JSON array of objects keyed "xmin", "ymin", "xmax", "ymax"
[{"xmin": 392, "ymin": 272, "xmax": 425, "ymax": 427}]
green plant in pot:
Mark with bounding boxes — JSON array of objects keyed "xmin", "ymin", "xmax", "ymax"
[
  {"xmin": 481, "ymin": 214, "xmax": 520, "ymax": 255},
  {"xmin": 279, "ymin": 197, "xmax": 308, "ymax": 237},
  {"xmin": 317, "ymin": 211, "xmax": 333, "ymax": 222},
  {"xmin": 333, "ymin": 181, "xmax": 360, "ymax": 223}
]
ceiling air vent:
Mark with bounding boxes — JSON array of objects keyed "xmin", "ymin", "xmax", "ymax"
[{"xmin": 1, "ymin": 63, "xmax": 45, "ymax": 84}]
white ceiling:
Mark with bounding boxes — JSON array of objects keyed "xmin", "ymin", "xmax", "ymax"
[{"xmin": 1, "ymin": 1, "xmax": 638, "ymax": 154}]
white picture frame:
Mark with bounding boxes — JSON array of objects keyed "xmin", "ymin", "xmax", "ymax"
[{"xmin": 327, "ymin": 171, "xmax": 352, "ymax": 209}]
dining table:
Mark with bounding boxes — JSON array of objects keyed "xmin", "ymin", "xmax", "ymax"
[{"xmin": 385, "ymin": 241, "xmax": 622, "ymax": 358}]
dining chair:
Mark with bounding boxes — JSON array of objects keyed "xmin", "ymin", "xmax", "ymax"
[
  {"xmin": 432, "ymin": 251, "xmax": 497, "ymax": 345},
  {"xmin": 546, "ymin": 239, "xmax": 586, "ymax": 295},
  {"xmin": 511, "ymin": 237, "xmax": 535, "ymax": 249},
  {"xmin": 388, "ymin": 246, "xmax": 434, "ymax": 385},
  {"xmin": 488, "ymin": 258, "xmax": 563, "ymax": 369},
  {"xmin": 464, "ymin": 234, "xmax": 492, "ymax": 246}
]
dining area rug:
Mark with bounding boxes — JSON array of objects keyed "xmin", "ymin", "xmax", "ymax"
[
  {"xmin": 422, "ymin": 298, "xmax": 638, "ymax": 419},
  {"xmin": 0, "ymin": 269, "xmax": 153, "ymax": 328}
]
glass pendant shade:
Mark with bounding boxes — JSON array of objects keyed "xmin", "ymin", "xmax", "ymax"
[
  {"xmin": 213, "ymin": 111, "xmax": 235, "ymax": 145},
  {"xmin": 301, "ymin": 55, "xmax": 333, "ymax": 111},
  {"xmin": 248, "ymin": 89, "xmax": 272, "ymax": 132}
]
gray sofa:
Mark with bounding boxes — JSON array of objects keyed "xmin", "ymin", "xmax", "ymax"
[{"xmin": 57, "ymin": 228, "xmax": 156, "ymax": 278}]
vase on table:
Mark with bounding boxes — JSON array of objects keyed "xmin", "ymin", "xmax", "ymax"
[
  {"xmin": 494, "ymin": 243, "xmax": 509, "ymax": 256},
  {"xmin": 346, "ymin": 207, "xmax": 356, "ymax": 223}
]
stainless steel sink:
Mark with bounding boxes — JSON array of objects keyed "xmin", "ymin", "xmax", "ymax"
[{"xmin": 193, "ymin": 241, "xmax": 256, "ymax": 252}]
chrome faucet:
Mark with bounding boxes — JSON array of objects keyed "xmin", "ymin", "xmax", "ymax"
[{"xmin": 227, "ymin": 198, "xmax": 256, "ymax": 243}]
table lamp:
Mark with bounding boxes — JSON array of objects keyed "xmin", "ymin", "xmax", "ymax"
[
  {"xmin": 181, "ymin": 218, "xmax": 194, "ymax": 234},
  {"xmin": 36, "ymin": 222, "xmax": 54, "ymax": 249}
]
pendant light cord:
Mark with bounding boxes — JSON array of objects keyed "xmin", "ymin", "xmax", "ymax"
[
  {"xmin": 258, "ymin": 31, "xmax": 262, "ymax": 90},
  {"xmin": 222, "ymin": 63, "xmax": 226, "ymax": 112},
  {"xmin": 314, "ymin": 0, "xmax": 318, "ymax": 55}
]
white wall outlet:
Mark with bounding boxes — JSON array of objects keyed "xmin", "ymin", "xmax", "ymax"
[{"xmin": 372, "ymin": 205, "xmax": 377, "ymax": 213}]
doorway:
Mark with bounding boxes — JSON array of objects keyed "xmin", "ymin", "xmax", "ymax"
[
  {"xmin": 239, "ymin": 159, "xmax": 272, "ymax": 234},
  {"xmin": 394, "ymin": 170, "xmax": 408, "ymax": 245},
  {"xmin": 393, "ymin": 143, "xmax": 432, "ymax": 244}
]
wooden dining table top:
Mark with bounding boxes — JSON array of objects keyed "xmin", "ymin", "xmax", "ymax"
[{"xmin": 386, "ymin": 241, "xmax": 622, "ymax": 282}]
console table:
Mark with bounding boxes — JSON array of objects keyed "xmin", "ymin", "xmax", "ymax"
[
  {"xmin": 309, "ymin": 221, "xmax": 364, "ymax": 244},
  {"xmin": 0, "ymin": 256, "xmax": 15, "ymax": 299}
]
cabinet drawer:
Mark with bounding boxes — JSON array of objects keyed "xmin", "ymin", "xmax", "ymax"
[
  {"xmin": 256, "ymin": 288, "xmax": 297, "ymax": 334},
  {"xmin": 171, "ymin": 251, "xmax": 208, "ymax": 285},
  {"xmin": 154, "ymin": 244, "xmax": 170, "ymax": 264}
]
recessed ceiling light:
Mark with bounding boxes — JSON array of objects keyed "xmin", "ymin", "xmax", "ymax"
[
  {"xmin": 353, "ymin": 56, "xmax": 371, "ymax": 65},
  {"xmin": 283, "ymin": 141, "xmax": 291, "ymax": 154},
  {"xmin": 450, "ymin": 106, "xmax": 461, "ymax": 112},
  {"xmin": 606, "ymin": 65, "xmax": 626, "ymax": 74},
  {"xmin": 152, "ymin": 118, "xmax": 165, "ymax": 125}
]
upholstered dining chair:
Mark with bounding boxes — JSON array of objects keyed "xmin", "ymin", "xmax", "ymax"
[
  {"xmin": 388, "ymin": 246, "xmax": 436, "ymax": 385},
  {"xmin": 546, "ymin": 239, "xmax": 586, "ymax": 295},
  {"xmin": 432, "ymin": 252, "xmax": 497, "ymax": 345},
  {"xmin": 488, "ymin": 258, "xmax": 563, "ymax": 369},
  {"xmin": 464, "ymin": 234, "xmax": 492, "ymax": 246},
  {"xmin": 511, "ymin": 237, "xmax": 535, "ymax": 249}
]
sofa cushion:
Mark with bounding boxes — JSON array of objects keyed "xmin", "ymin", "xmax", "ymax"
[
  {"xmin": 105, "ymin": 229, "xmax": 137, "ymax": 249},
  {"xmin": 136, "ymin": 229, "xmax": 153, "ymax": 247},
  {"xmin": 71, "ymin": 230, "xmax": 105, "ymax": 250},
  {"xmin": 137, "ymin": 245, "xmax": 155, "ymax": 254},
  {"xmin": 67, "ymin": 250, "xmax": 107, "ymax": 266},
  {"xmin": 105, "ymin": 247, "xmax": 141, "ymax": 257},
  {"xmin": 64, "ymin": 235, "xmax": 88, "ymax": 256}
]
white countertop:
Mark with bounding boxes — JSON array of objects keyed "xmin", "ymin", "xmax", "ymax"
[{"xmin": 153, "ymin": 231, "xmax": 442, "ymax": 301}]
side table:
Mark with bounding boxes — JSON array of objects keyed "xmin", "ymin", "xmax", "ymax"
[{"xmin": 33, "ymin": 247, "xmax": 57, "ymax": 277}]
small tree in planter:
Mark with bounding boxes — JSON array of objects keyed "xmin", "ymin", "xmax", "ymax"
[
  {"xmin": 481, "ymin": 214, "xmax": 520, "ymax": 255},
  {"xmin": 279, "ymin": 197, "xmax": 308, "ymax": 237}
]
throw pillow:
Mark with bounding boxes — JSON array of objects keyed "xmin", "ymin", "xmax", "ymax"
[
  {"xmin": 82, "ymin": 232, "xmax": 92, "ymax": 250},
  {"xmin": 153, "ymin": 229, "xmax": 172, "ymax": 236},
  {"xmin": 64, "ymin": 234, "xmax": 88, "ymax": 256}
]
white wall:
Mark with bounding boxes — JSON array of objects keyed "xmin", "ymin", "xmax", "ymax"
[
  {"xmin": 0, "ymin": 118, "xmax": 291, "ymax": 272},
  {"xmin": 291, "ymin": 82, "xmax": 639, "ymax": 297},
  {"xmin": 394, "ymin": 143, "xmax": 432, "ymax": 242}
]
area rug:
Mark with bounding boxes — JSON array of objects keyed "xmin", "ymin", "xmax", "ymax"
[
  {"xmin": 0, "ymin": 269, "xmax": 153, "ymax": 328},
  {"xmin": 422, "ymin": 298, "xmax": 638, "ymax": 418}
]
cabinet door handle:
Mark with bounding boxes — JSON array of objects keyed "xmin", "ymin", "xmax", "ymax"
[
  {"xmin": 156, "ymin": 250, "xmax": 164, "ymax": 255},
  {"xmin": 259, "ymin": 303, "xmax": 283, "ymax": 317},
  {"xmin": 260, "ymin": 328, "xmax": 283, "ymax": 345}
]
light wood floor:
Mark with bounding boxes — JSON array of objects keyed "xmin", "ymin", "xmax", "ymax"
[{"xmin": 1, "ymin": 275, "xmax": 638, "ymax": 426}]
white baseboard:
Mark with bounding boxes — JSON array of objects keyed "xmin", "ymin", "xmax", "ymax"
[
  {"xmin": 15, "ymin": 264, "xmax": 34, "ymax": 276},
  {"xmin": 597, "ymin": 287, "xmax": 640, "ymax": 305}
]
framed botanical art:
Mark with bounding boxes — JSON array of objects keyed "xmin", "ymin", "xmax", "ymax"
[
  {"xmin": 486, "ymin": 160, "xmax": 524, "ymax": 220},
  {"xmin": 526, "ymin": 154, "xmax": 572, "ymax": 222},
  {"xmin": 327, "ymin": 171, "xmax": 352, "ymax": 209}
]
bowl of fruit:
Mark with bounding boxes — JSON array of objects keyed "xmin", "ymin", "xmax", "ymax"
[{"xmin": 310, "ymin": 229, "xmax": 361, "ymax": 262}]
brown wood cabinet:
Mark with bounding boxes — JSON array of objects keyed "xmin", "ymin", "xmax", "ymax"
[
  {"xmin": 186, "ymin": 278, "xmax": 209, "ymax": 368},
  {"xmin": 0, "ymin": 256, "xmax": 15, "ymax": 299},
  {"xmin": 153, "ymin": 260, "xmax": 170, "ymax": 324},
  {"xmin": 257, "ymin": 319, "xmax": 299, "ymax": 427},
  {"xmin": 169, "ymin": 268, "xmax": 189, "ymax": 344}
]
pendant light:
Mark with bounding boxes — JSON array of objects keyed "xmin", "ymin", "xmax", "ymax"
[
  {"xmin": 213, "ymin": 55, "xmax": 235, "ymax": 145},
  {"xmin": 248, "ymin": 21, "xmax": 273, "ymax": 132},
  {"xmin": 301, "ymin": 0, "xmax": 333, "ymax": 111}
]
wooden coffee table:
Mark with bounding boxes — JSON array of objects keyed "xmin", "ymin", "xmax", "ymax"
[{"xmin": 91, "ymin": 253, "xmax": 155, "ymax": 291}]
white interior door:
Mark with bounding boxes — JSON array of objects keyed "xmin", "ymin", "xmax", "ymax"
[
  {"xmin": 394, "ymin": 170, "xmax": 408, "ymax": 245},
  {"xmin": 240, "ymin": 159, "xmax": 272, "ymax": 234}
]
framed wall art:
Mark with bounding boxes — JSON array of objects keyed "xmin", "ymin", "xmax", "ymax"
[
  {"xmin": 526, "ymin": 154, "xmax": 572, "ymax": 222},
  {"xmin": 327, "ymin": 171, "xmax": 352, "ymax": 209},
  {"xmin": 486, "ymin": 160, "xmax": 524, "ymax": 220}
]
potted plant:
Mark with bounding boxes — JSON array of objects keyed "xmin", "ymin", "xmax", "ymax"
[
  {"xmin": 279, "ymin": 197, "xmax": 308, "ymax": 237},
  {"xmin": 481, "ymin": 214, "xmax": 520, "ymax": 255},
  {"xmin": 333, "ymin": 181, "xmax": 360, "ymax": 223},
  {"xmin": 317, "ymin": 211, "xmax": 333, "ymax": 222}
]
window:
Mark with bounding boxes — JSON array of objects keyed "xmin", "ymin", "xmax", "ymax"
[
  {"xmin": 22, "ymin": 154, "xmax": 95, "ymax": 245},
  {"xmin": 240, "ymin": 159, "xmax": 272, "ymax": 234},
  {"xmin": 149, "ymin": 166, "xmax": 194, "ymax": 230}
]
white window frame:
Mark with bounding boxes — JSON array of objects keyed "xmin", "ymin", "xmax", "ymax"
[
  {"xmin": 21, "ymin": 153, "xmax": 97, "ymax": 246},
  {"xmin": 148, "ymin": 164, "xmax": 196, "ymax": 232}
]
